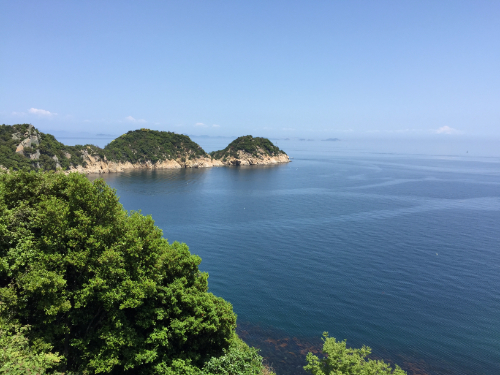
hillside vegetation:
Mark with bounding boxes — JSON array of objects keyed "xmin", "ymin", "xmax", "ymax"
[
  {"xmin": 1, "ymin": 125, "xmax": 289, "ymax": 172},
  {"xmin": 210, "ymin": 135, "xmax": 285, "ymax": 161},
  {"xmin": 0, "ymin": 125, "xmax": 210, "ymax": 171},
  {"xmin": 0, "ymin": 124, "xmax": 94, "ymax": 171},
  {"xmin": 103, "ymin": 128, "xmax": 208, "ymax": 164}
]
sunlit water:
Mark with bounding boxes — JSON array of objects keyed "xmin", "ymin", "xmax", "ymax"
[{"xmin": 86, "ymin": 137, "xmax": 500, "ymax": 375}]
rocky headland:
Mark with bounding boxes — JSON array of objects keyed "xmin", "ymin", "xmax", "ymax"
[{"xmin": 0, "ymin": 125, "xmax": 289, "ymax": 174}]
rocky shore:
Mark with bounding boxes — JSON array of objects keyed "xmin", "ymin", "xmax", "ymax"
[{"xmin": 67, "ymin": 148, "xmax": 289, "ymax": 174}]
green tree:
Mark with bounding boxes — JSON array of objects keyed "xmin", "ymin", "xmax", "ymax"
[
  {"xmin": 0, "ymin": 316, "xmax": 62, "ymax": 374},
  {"xmin": 0, "ymin": 170, "xmax": 237, "ymax": 374},
  {"xmin": 304, "ymin": 333, "xmax": 406, "ymax": 375}
]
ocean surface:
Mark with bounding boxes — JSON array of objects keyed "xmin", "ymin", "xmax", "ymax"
[{"xmin": 85, "ymin": 137, "xmax": 500, "ymax": 375}]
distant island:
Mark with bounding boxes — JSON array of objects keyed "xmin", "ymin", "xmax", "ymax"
[
  {"xmin": 322, "ymin": 138, "xmax": 340, "ymax": 141},
  {"xmin": 209, "ymin": 135, "xmax": 289, "ymax": 166},
  {"xmin": 0, "ymin": 124, "xmax": 290, "ymax": 173}
]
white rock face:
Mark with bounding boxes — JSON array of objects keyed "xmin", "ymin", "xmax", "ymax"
[
  {"xmin": 219, "ymin": 149, "xmax": 290, "ymax": 166},
  {"xmin": 67, "ymin": 154, "xmax": 225, "ymax": 174},
  {"xmin": 14, "ymin": 125, "xmax": 41, "ymax": 155},
  {"xmin": 66, "ymin": 148, "xmax": 289, "ymax": 174}
]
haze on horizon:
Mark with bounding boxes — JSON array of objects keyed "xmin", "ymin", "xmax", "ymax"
[{"xmin": 1, "ymin": 1, "xmax": 499, "ymax": 141}]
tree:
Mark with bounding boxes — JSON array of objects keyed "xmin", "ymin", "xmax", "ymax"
[
  {"xmin": 304, "ymin": 333, "xmax": 406, "ymax": 375},
  {"xmin": 0, "ymin": 316, "xmax": 62, "ymax": 374},
  {"xmin": 0, "ymin": 170, "xmax": 237, "ymax": 374}
]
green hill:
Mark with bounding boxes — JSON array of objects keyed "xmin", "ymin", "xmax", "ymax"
[
  {"xmin": 210, "ymin": 135, "xmax": 285, "ymax": 160},
  {"xmin": 103, "ymin": 128, "xmax": 208, "ymax": 164}
]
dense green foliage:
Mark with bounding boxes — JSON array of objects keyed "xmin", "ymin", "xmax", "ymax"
[
  {"xmin": 0, "ymin": 316, "xmax": 62, "ymax": 374},
  {"xmin": 0, "ymin": 170, "xmax": 243, "ymax": 374},
  {"xmin": 210, "ymin": 136, "xmax": 284, "ymax": 160},
  {"xmin": 103, "ymin": 129, "xmax": 208, "ymax": 164},
  {"xmin": 304, "ymin": 333, "xmax": 406, "ymax": 375},
  {"xmin": 201, "ymin": 336, "xmax": 267, "ymax": 375},
  {"xmin": 0, "ymin": 124, "xmax": 96, "ymax": 171}
]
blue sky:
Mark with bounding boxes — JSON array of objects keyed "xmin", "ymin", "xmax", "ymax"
[{"xmin": 1, "ymin": 1, "xmax": 499, "ymax": 139}]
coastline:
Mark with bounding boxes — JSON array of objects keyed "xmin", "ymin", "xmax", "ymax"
[{"xmin": 67, "ymin": 151, "xmax": 290, "ymax": 174}]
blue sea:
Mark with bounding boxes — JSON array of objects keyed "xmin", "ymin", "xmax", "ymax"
[{"xmin": 86, "ymin": 137, "xmax": 500, "ymax": 375}]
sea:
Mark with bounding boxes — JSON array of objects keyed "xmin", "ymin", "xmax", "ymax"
[{"xmin": 76, "ymin": 135, "xmax": 500, "ymax": 375}]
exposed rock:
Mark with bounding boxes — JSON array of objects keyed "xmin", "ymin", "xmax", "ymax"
[
  {"xmin": 30, "ymin": 149, "xmax": 41, "ymax": 160},
  {"xmin": 52, "ymin": 155, "xmax": 61, "ymax": 169},
  {"xmin": 15, "ymin": 125, "xmax": 41, "ymax": 154},
  {"xmin": 217, "ymin": 148, "xmax": 290, "ymax": 166},
  {"xmin": 67, "ymin": 155, "xmax": 225, "ymax": 174}
]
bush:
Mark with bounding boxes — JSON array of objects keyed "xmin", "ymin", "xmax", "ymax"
[{"xmin": 304, "ymin": 333, "xmax": 406, "ymax": 375}]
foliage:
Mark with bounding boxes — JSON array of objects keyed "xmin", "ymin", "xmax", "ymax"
[
  {"xmin": 103, "ymin": 130, "xmax": 208, "ymax": 164},
  {"xmin": 151, "ymin": 336, "xmax": 274, "ymax": 375},
  {"xmin": 0, "ymin": 124, "xmax": 92, "ymax": 171},
  {"xmin": 210, "ymin": 136, "xmax": 284, "ymax": 160},
  {"xmin": 201, "ymin": 335, "xmax": 272, "ymax": 375},
  {"xmin": 0, "ymin": 170, "xmax": 237, "ymax": 374},
  {"xmin": 0, "ymin": 316, "xmax": 62, "ymax": 374},
  {"xmin": 304, "ymin": 333, "xmax": 406, "ymax": 375}
]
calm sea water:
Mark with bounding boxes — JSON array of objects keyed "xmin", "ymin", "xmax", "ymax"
[{"xmin": 88, "ymin": 138, "xmax": 500, "ymax": 375}]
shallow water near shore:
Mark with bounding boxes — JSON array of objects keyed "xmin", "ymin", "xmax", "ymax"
[{"xmin": 89, "ymin": 137, "xmax": 500, "ymax": 375}]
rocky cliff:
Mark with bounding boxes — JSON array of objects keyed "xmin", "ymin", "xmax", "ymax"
[
  {"xmin": 214, "ymin": 149, "xmax": 290, "ymax": 166},
  {"xmin": 68, "ymin": 151, "xmax": 223, "ymax": 174}
]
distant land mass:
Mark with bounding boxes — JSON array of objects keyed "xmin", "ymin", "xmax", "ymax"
[
  {"xmin": 322, "ymin": 138, "xmax": 340, "ymax": 141},
  {"xmin": 0, "ymin": 124, "xmax": 290, "ymax": 173}
]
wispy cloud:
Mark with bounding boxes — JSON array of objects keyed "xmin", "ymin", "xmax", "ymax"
[
  {"xmin": 435, "ymin": 126, "xmax": 463, "ymax": 134},
  {"xmin": 282, "ymin": 127, "xmax": 295, "ymax": 131},
  {"xmin": 12, "ymin": 111, "xmax": 26, "ymax": 116},
  {"xmin": 125, "ymin": 116, "xmax": 147, "ymax": 123},
  {"xmin": 212, "ymin": 124, "xmax": 220, "ymax": 128},
  {"xmin": 195, "ymin": 122, "xmax": 208, "ymax": 127},
  {"xmin": 29, "ymin": 108, "xmax": 57, "ymax": 116}
]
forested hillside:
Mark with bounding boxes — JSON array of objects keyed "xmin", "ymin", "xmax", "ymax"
[
  {"xmin": 0, "ymin": 125, "xmax": 289, "ymax": 172},
  {"xmin": 0, "ymin": 125, "xmax": 209, "ymax": 171},
  {"xmin": 210, "ymin": 135, "xmax": 285, "ymax": 161},
  {"xmin": 103, "ymin": 128, "xmax": 208, "ymax": 164},
  {"xmin": 0, "ymin": 124, "xmax": 94, "ymax": 171}
]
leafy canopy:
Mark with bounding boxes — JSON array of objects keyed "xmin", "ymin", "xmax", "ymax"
[
  {"xmin": 0, "ymin": 170, "xmax": 237, "ymax": 374},
  {"xmin": 304, "ymin": 333, "xmax": 406, "ymax": 375}
]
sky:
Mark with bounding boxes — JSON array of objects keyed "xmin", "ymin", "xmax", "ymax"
[{"xmin": 1, "ymin": 0, "xmax": 499, "ymax": 139}]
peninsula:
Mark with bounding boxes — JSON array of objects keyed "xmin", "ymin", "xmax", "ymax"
[{"xmin": 0, "ymin": 124, "xmax": 290, "ymax": 173}]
